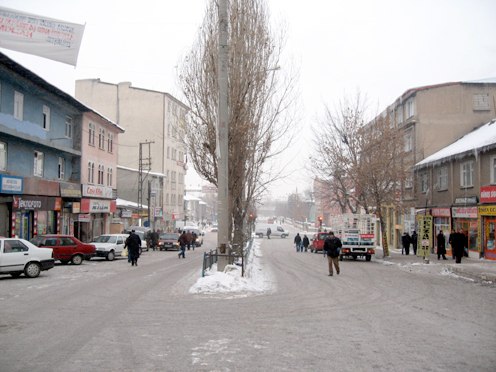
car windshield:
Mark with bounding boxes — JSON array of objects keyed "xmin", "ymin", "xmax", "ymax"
[
  {"xmin": 318, "ymin": 233, "xmax": 330, "ymax": 240},
  {"xmin": 160, "ymin": 234, "xmax": 179, "ymax": 240},
  {"xmin": 93, "ymin": 235, "xmax": 117, "ymax": 243},
  {"xmin": 30, "ymin": 236, "xmax": 45, "ymax": 245}
]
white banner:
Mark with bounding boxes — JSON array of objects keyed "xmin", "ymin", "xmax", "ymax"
[{"xmin": 0, "ymin": 7, "xmax": 85, "ymax": 66}]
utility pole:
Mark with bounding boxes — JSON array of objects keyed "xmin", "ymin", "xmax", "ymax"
[
  {"xmin": 217, "ymin": 0, "xmax": 229, "ymax": 271},
  {"xmin": 138, "ymin": 141, "xmax": 154, "ymax": 225}
]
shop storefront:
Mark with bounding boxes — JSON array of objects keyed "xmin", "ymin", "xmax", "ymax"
[
  {"xmin": 59, "ymin": 182, "xmax": 82, "ymax": 238},
  {"xmin": 432, "ymin": 208, "xmax": 451, "ymax": 255},
  {"xmin": 479, "ymin": 186, "xmax": 496, "ymax": 260},
  {"xmin": 11, "ymin": 195, "xmax": 61, "ymax": 240},
  {"xmin": 80, "ymin": 186, "xmax": 116, "ymax": 241},
  {"xmin": 0, "ymin": 175, "xmax": 23, "ymax": 237},
  {"xmin": 452, "ymin": 202, "xmax": 479, "ymax": 259}
]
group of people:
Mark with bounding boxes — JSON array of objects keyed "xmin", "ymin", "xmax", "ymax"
[
  {"xmin": 401, "ymin": 231, "xmax": 418, "ymax": 255},
  {"xmin": 293, "ymin": 233, "xmax": 310, "ymax": 252},
  {"xmin": 177, "ymin": 230, "xmax": 198, "ymax": 258},
  {"xmin": 402, "ymin": 229, "xmax": 468, "ymax": 263}
]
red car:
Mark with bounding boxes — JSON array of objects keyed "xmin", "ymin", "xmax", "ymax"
[
  {"xmin": 310, "ymin": 232, "xmax": 331, "ymax": 253},
  {"xmin": 30, "ymin": 235, "xmax": 96, "ymax": 265}
]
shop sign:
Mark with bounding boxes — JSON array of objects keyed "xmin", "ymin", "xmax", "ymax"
[
  {"xmin": 81, "ymin": 198, "xmax": 111, "ymax": 213},
  {"xmin": 72, "ymin": 202, "xmax": 81, "ymax": 213},
  {"xmin": 149, "ymin": 193, "xmax": 156, "ymax": 222},
  {"xmin": 155, "ymin": 207, "xmax": 162, "ymax": 217},
  {"xmin": 60, "ymin": 182, "xmax": 82, "ymax": 198},
  {"xmin": 82, "ymin": 184, "xmax": 113, "ymax": 199},
  {"xmin": 79, "ymin": 214, "xmax": 91, "ymax": 222},
  {"xmin": 454, "ymin": 196, "xmax": 478, "ymax": 204},
  {"xmin": 172, "ymin": 214, "xmax": 179, "ymax": 220},
  {"xmin": 478, "ymin": 206, "xmax": 496, "ymax": 216},
  {"xmin": 13, "ymin": 196, "xmax": 45, "ymax": 210},
  {"xmin": 417, "ymin": 215, "xmax": 432, "ymax": 257},
  {"xmin": 54, "ymin": 197, "xmax": 62, "ymax": 211},
  {"xmin": 480, "ymin": 186, "xmax": 496, "ymax": 203},
  {"xmin": 452, "ymin": 207, "xmax": 477, "ymax": 218},
  {"xmin": 121, "ymin": 210, "xmax": 133, "ymax": 218},
  {"xmin": 431, "ymin": 208, "xmax": 451, "ymax": 217},
  {"xmin": 0, "ymin": 175, "xmax": 23, "ymax": 194}
]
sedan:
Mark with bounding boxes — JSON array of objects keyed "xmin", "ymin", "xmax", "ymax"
[
  {"xmin": 31, "ymin": 235, "xmax": 96, "ymax": 265},
  {"xmin": 0, "ymin": 237, "xmax": 55, "ymax": 278},
  {"xmin": 91, "ymin": 234, "xmax": 128, "ymax": 261},
  {"xmin": 156, "ymin": 233, "xmax": 180, "ymax": 251}
]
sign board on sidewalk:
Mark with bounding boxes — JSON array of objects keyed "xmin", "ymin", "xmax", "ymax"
[{"xmin": 417, "ymin": 216, "xmax": 432, "ymax": 258}]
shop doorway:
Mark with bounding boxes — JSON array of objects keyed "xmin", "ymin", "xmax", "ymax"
[{"xmin": 485, "ymin": 219, "xmax": 496, "ymax": 260}]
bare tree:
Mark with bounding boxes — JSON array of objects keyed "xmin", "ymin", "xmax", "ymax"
[
  {"xmin": 312, "ymin": 92, "xmax": 411, "ymax": 256},
  {"xmin": 178, "ymin": 0, "xmax": 299, "ymax": 249}
]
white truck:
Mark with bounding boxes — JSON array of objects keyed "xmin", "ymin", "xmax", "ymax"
[
  {"xmin": 329, "ymin": 214, "xmax": 377, "ymax": 261},
  {"xmin": 255, "ymin": 223, "xmax": 289, "ymax": 238}
]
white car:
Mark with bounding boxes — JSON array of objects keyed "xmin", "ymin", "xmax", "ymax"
[
  {"xmin": 91, "ymin": 234, "xmax": 129, "ymax": 261},
  {"xmin": 0, "ymin": 237, "xmax": 55, "ymax": 278}
]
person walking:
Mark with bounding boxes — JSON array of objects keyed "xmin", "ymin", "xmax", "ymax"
[
  {"xmin": 126, "ymin": 230, "xmax": 142, "ymax": 266},
  {"xmin": 452, "ymin": 228, "xmax": 467, "ymax": 264},
  {"xmin": 302, "ymin": 234, "xmax": 310, "ymax": 252},
  {"xmin": 402, "ymin": 232, "xmax": 411, "ymax": 255},
  {"xmin": 267, "ymin": 227, "xmax": 271, "ymax": 239},
  {"xmin": 191, "ymin": 231, "xmax": 198, "ymax": 251},
  {"xmin": 151, "ymin": 230, "xmax": 159, "ymax": 251},
  {"xmin": 411, "ymin": 231, "xmax": 418, "ymax": 255},
  {"xmin": 294, "ymin": 233, "xmax": 302, "ymax": 252},
  {"xmin": 448, "ymin": 228, "xmax": 456, "ymax": 259},
  {"xmin": 324, "ymin": 231, "xmax": 342, "ymax": 276},
  {"xmin": 437, "ymin": 230, "xmax": 447, "ymax": 260},
  {"xmin": 186, "ymin": 230, "xmax": 193, "ymax": 250},
  {"xmin": 178, "ymin": 231, "xmax": 188, "ymax": 258}
]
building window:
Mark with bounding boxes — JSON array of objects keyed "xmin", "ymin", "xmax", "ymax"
[
  {"xmin": 420, "ymin": 172, "xmax": 429, "ymax": 193},
  {"xmin": 34, "ymin": 151, "xmax": 44, "ymax": 177},
  {"xmin": 396, "ymin": 106, "xmax": 403, "ymax": 124},
  {"xmin": 491, "ymin": 156, "xmax": 496, "ymax": 185},
  {"xmin": 42, "ymin": 105, "xmax": 50, "ymax": 130},
  {"xmin": 406, "ymin": 99, "xmax": 415, "ymax": 118},
  {"xmin": 461, "ymin": 161, "xmax": 474, "ymax": 188},
  {"xmin": 88, "ymin": 162, "xmax": 95, "ymax": 184},
  {"xmin": 89, "ymin": 123, "xmax": 96, "ymax": 146},
  {"xmin": 65, "ymin": 116, "xmax": 73, "ymax": 138},
  {"xmin": 108, "ymin": 133, "xmax": 114, "ymax": 153},
  {"xmin": 98, "ymin": 164, "xmax": 104, "ymax": 185},
  {"xmin": 438, "ymin": 167, "xmax": 448, "ymax": 191},
  {"xmin": 58, "ymin": 157, "xmax": 65, "ymax": 180},
  {"xmin": 473, "ymin": 93, "xmax": 490, "ymax": 111},
  {"xmin": 98, "ymin": 127, "xmax": 105, "ymax": 150},
  {"xmin": 0, "ymin": 142, "xmax": 6, "ymax": 171},
  {"xmin": 107, "ymin": 167, "xmax": 113, "ymax": 187},
  {"xmin": 14, "ymin": 91, "xmax": 24, "ymax": 120},
  {"xmin": 404, "ymin": 133, "xmax": 412, "ymax": 152},
  {"xmin": 405, "ymin": 171, "xmax": 413, "ymax": 189}
]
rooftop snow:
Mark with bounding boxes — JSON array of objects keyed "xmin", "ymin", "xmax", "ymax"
[{"xmin": 414, "ymin": 119, "xmax": 496, "ymax": 169}]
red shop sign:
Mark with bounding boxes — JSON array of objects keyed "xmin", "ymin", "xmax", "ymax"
[{"xmin": 481, "ymin": 186, "xmax": 496, "ymax": 203}]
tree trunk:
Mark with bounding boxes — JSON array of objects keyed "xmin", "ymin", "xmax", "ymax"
[{"xmin": 378, "ymin": 212, "xmax": 389, "ymax": 257}]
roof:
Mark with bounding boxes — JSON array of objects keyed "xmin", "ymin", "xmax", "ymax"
[
  {"xmin": 0, "ymin": 52, "xmax": 124, "ymax": 133},
  {"xmin": 116, "ymin": 198, "xmax": 148, "ymax": 209},
  {"xmin": 184, "ymin": 195, "xmax": 202, "ymax": 201},
  {"xmin": 117, "ymin": 165, "xmax": 166, "ymax": 178},
  {"xmin": 414, "ymin": 119, "xmax": 496, "ymax": 170}
]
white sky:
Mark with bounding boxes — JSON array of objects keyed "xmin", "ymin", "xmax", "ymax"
[{"xmin": 2, "ymin": 0, "xmax": 496, "ymax": 198}]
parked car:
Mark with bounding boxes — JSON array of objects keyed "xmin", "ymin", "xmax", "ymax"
[
  {"xmin": 156, "ymin": 233, "xmax": 180, "ymax": 251},
  {"xmin": 91, "ymin": 234, "xmax": 128, "ymax": 261},
  {"xmin": 30, "ymin": 234, "xmax": 96, "ymax": 265},
  {"xmin": 211, "ymin": 224, "xmax": 218, "ymax": 232},
  {"xmin": 310, "ymin": 232, "xmax": 331, "ymax": 253},
  {"xmin": 1, "ymin": 237, "xmax": 55, "ymax": 278}
]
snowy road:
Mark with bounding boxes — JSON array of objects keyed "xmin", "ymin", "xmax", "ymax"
[{"xmin": 0, "ymin": 228, "xmax": 494, "ymax": 372}]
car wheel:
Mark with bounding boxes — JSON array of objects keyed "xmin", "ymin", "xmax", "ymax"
[
  {"xmin": 24, "ymin": 262, "xmax": 41, "ymax": 278},
  {"xmin": 257, "ymin": 234, "xmax": 263, "ymax": 238},
  {"xmin": 281, "ymin": 234, "xmax": 287, "ymax": 238},
  {"xmin": 10, "ymin": 272, "xmax": 21, "ymax": 278},
  {"xmin": 353, "ymin": 255, "xmax": 357, "ymax": 260},
  {"xmin": 366, "ymin": 255, "xmax": 371, "ymax": 261},
  {"xmin": 71, "ymin": 254, "xmax": 83, "ymax": 265},
  {"xmin": 107, "ymin": 250, "xmax": 115, "ymax": 261}
]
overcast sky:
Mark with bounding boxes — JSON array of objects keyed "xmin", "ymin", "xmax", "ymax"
[{"xmin": 2, "ymin": 0, "xmax": 496, "ymax": 198}]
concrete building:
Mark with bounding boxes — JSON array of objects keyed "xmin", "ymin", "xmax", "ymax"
[{"xmin": 75, "ymin": 79, "xmax": 189, "ymax": 231}]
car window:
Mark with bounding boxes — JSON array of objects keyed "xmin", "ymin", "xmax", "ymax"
[
  {"xmin": 43, "ymin": 238, "xmax": 58, "ymax": 246},
  {"xmin": 4, "ymin": 240, "xmax": 29, "ymax": 253},
  {"xmin": 117, "ymin": 237, "xmax": 123, "ymax": 244},
  {"xmin": 59, "ymin": 237, "xmax": 76, "ymax": 246},
  {"xmin": 160, "ymin": 234, "xmax": 179, "ymax": 240},
  {"xmin": 277, "ymin": 227, "xmax": 284, "ymax": 232},
  {"xmin": 93, "ymin": 236, "xmax": 115, "ymax": 243}
]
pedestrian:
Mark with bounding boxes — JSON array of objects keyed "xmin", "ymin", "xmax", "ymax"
[
  {"xmin": 324, "ymin": 231, "xmax": 342, "ymax": 276},
  {"xmin": 411, "ymin": 231, "xmax": 418, "ymax": 255},
  {"xmin": 192, "ymin": 231, "xmax": 197, "ymax": 251},
  {"xmin": 186, "ymin": 230, "xmax": 193, "ymax": 250},
  {"xmin": 151, "ymin": 230, "xmax": 159, "ymax": 251},
  {"xmin": 437, "ymin": 230, "xmax": 447, "ymax": 260},
  {"xmin": 451, "ymin": 228, "xmax": 467, "ymax": 264},
  {"xmin": 294, "ymin": 233, "xmax": 302, "ymax": 252},
  {"xmin": 178, "ymin": 231, "xmax": 188, "ymax": 258},
  {"xmin": 302, "ymin": 234, "xmax": 310, "ymax": 252},
  {"xmin": 267, "ymin": 227, "xmax": 271, "ymax": 239},
  {"xmin": 125, "ymin": 230, "xmax": 142, "ymax": 266},
  {"xmin": 402, "ymin": 232, "xmax": 411, "ymax": 255},
  {"xmin": 448, "ymin": 228, "xmax": 456, "ymax": 259}
]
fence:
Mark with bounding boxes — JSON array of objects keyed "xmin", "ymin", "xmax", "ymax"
[{"xmin": 202, "ymin": 238, "xmax": 254, "ymax": 277}]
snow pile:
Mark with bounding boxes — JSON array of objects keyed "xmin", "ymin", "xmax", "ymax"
[{"xmin": 189, "ymin": 240, "xmax": 273, "ymax": 296}]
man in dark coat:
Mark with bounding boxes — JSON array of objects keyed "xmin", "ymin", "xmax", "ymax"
[
  {"xmin": 437, "ymin": 230, "xmax": 447, "ymax": 260},
  {"xmin": 411, "ymin": 231, "xmax": 418, "ymax": 255},
  {"xmin": 402, "ymin": 232, "xmax": 411, "ymax": 255},
  {"xmin": 451, "ymin": 228, "xmax": 467, "ymax": 264},
  {"xmin": 324, "ymin": 231, "xmax": 342, "ymax": 276},
  {"xmin": 126, "ymin": 230, "xmax": 142, "ymax": 266},
  {"xmin": 294, "ymin": 233, "xmax": 302, "ymax": 252},
  {"xmin": 178, "ymin": 231, "xmax": 188, "ymax": 258}
]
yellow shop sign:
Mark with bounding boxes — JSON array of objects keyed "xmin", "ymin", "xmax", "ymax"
[{"xmin": 478, "ymin": 206, "xmax": 496, "ymax": 216}]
